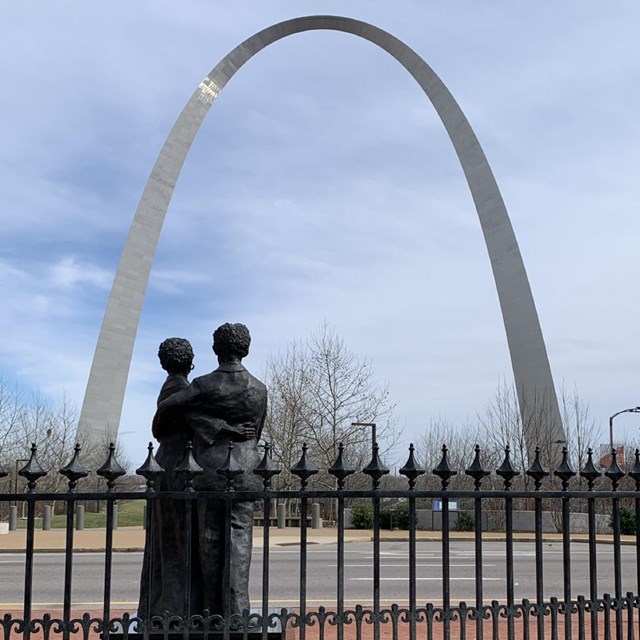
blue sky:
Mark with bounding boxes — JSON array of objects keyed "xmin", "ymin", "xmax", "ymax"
[{"xmin": 1, "ymin": 2, "xmax": 639, "ymax": 461}]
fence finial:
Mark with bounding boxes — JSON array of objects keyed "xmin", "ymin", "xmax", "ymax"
[
  {"xmin": 466, "ymin": 444, "xmax": 490, "ymax": 490},
  {"xmin": 579, "ymin": 448, "xmax": 601, "ymax": 491},
  {"xmin": 19, "ymin": 442, "xmax": 47, "ymax": 492},
  {"xmin": 291, "ymin": 443, "xmax": 319, "ymax": 489},
  {"xmin": 400, "ymin": 443, "xmax": 425, "ymax": 490},
  {"xmin": 328, "ymin": 443, "xmax": 355, "ymax": 490},
  {"xmin": 97, "ymin": 442, "xmax": 126, "ymax": 491},
  {"xmin": 136, "ymin": 442, "xmax": 165, "ymax": 493},
  {"xmin": 253, "ymin": 442, "xmax": 281, "ymax": 489},
  {"xmin": 433, "ymin": 444, "xmax": 456, "ymax": 490},
  {"xmin": 496, "ymin": 445, "xmax": 519, "ymax": 490},
  {"xmin": 59, "ymin": 443, "xmax": 89, "ymax": 492},
  {"xmin": 526, "ymin": 446, "xmax": 549, "ymax": 491}
]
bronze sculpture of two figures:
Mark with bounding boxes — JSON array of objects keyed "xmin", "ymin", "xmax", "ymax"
[{"xmin": 138, "ymin": 323, "xmax": 267, "ymax": 622}]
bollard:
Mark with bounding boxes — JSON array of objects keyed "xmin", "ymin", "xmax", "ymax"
[
  {"xmin": 76, "ymin": 504, "xmax": 85, "ymax": 531},
  {"xmin": 277, "ymin": 503, "xmax": 286, "ymax": 529},
  {"xmin": 311, "ymin": 502, "xmax": 322, "ymax": 529},
  {"xmin": 42, "ymin": 505, "xmax": 52, "ymax": 531},
  {"xmin": 112, "ymin": 503, "xmax": 118, "ymax": 531},
  {"xmin": 9, "ymin": 506, "xmax": 17, "ymax": 531}
]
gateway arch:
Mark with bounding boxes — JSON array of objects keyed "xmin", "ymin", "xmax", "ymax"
[{"xmin": 78, "ymin": 15, "xmax": 566, "ymax": 452}]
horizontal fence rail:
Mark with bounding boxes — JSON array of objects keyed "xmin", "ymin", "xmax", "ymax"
[{"xmin": 0, "ymin": 441, "xmax": 639, "ymax": 640}]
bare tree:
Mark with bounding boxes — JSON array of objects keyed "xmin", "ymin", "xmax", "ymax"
[
  {"xmin": 476, "ymin": 380, "xmax": 589, "ymax": 486},
  {"xmin": 417, "ymin": 418, "xmax": 484, "ymax": 490},
  {"xmin": 263, "ymin": 324, "xmax": 400, "ymax": 494},
  {"xmin": 0, "ymin": 379, "xmax": 132, "ymax": 518}
]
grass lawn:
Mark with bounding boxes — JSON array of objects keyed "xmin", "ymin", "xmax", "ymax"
[{"xmin": 15, "ymin": 499, "xmax": 146, "ymax": 529}]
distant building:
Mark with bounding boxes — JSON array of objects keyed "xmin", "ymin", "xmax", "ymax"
[{"xmin": 598, "ymin": 444, "xmax": 625, "ymax": 470}]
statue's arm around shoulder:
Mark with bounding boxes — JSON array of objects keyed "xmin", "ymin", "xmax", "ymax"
[{"xmin": 152, "ymin": 378, "xmax": 203, "ymax": 440}]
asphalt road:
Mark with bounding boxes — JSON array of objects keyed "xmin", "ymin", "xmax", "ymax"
[{"xmin": 0, "ymin": 541, "xmax": 637, "ymax": 610}]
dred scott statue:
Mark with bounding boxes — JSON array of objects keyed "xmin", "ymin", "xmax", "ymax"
[{"xmin": 139, "ymin": 323, "xmax": 267, "ymax": 620}]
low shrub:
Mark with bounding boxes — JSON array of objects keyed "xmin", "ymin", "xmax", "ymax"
[
  {"xmin": 454, "ymin": 511, "xmax": 475, "ymax": 532},
  {"xmin": 381, "ymin": 502, "xmax": 410, "ymax": 530},
  {"xmin": 350, "ymin": 501, "xmax": 410, "ymax": 529},
  {"xmin": 610, "ymin": 506, "xmax": 636, "ymax": 535},
  {"xmin": 350, "ymin": 502, "xmax": 374, "ymax": 529}
]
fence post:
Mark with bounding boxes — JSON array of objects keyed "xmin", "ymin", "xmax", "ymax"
[
  {"xmin": 42, "ymin": 505, "xmax": 52, "ymax": 531},
  {"xmin": 143, "ymin": 505, "xmax": 147, "ymax": 529},
  {"xmin": 9, "ymin": 505, "xmax": 17, "ymax": 531},
  {"xmin": 112, "ymin": 503, "xmax": 118, "ymax": 530},
  {"xmin": 311, "ymin": 503, "xmax": 322, "ymax": 529},
  {"xmin": 277, "ymin": 503, "xmax": 286, "ymax": 529},
  {"xmin": 76, "ymin": 504, "xmax": 85, "ymax": 531}
]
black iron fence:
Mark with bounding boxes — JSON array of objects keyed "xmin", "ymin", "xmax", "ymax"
[{"xmin": 0, "ymin": 440, "xmax": 639, "ymax": 640}]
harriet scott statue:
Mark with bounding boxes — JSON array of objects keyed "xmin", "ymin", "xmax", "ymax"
[{"xmin": 141, "ymin": 323, "xmax": 267, "ymax": 622}]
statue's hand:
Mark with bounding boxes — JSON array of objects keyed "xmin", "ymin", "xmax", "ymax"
[{"xmin": 232, "ymin": 422, "xmax": 257, "ymax": 441}]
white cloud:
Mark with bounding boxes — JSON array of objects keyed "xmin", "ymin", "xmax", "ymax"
[{"xmin": 50, "ymin": 256, "xmax": 112, "ymax": 290}]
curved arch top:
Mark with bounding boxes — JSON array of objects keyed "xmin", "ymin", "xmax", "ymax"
[{"xmin": 78, "ymin": 15, "xmax": 564, "ymax": 452}]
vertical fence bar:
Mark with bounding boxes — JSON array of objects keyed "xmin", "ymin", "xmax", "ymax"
[
  {"xmin": 363, "ymin": 443, "xmax": 388, "ymax": 640},
  {"xmin": 626, "ymin": 593, "xmax": 634, "ymax": 640},
  {"xmin": 408, "ymin": 492, "xmax": 417, "ymax": 640},
  {"xmin": 474, "ymin": 495, "xmax": 484, "ymax": 640},
  {"xmin": 23, "ymin": 495, "xmax": 36, "ymax": 640},
  {"xmin": 143, "ymin": 496, "xmax": 154, "ymax": 629},
  {"xmin": 587, "ymin": 494, "xmax": 598, "ymax": 640},
  {"xmin": 580, "ymin": 448, "xmax": 601, "ymax": 640},
  {"xmin": 535, "ymin": 495, "xmax": 545, "ymax": 640},
  {"xmin": 337, "ymin": 493, "xmax": 346, "ymax": 640},
  {"xmin": 497, "ymin": 446, "xmax": 518, "ymax": 640},
  {"xmin": 223, "ymin": 493, "xmax": 233, "ymax": 640},
  {"xmin": 300, "ymin": 495, "xmax": 309, "ymax": 640},
  {"xmin": 292, "ymin": 443, "xmax": 319, "ymax": 640},
  {"xmin": 603, "ymin": 594, "xmax": 612, "ymax": 640},
  {"xmin": 400, "ymin": 444, "xmax": 426, "ymax": 640},
  {"xmin": 561, "ymin": 493, "xmax": 572, "ymax": 640},
  {"xmin": 433, "ymin": 445, "xmax": 455, "ymax": 640},
  {"xmin": 605, "ymin": 450, "xmax": 625, "ymax": 640},
  {"xmin": 102, "ymin": 494, "xmax": 116, "ymax": 640},
  {"xmin": 526, "ymin": 446, "xmax": 548, "ymax": 640},
  {"xmin": 330, "ymin": 443, "xmax": 354, "ymax": 640},
  {"xmin": 372, "ymin": 494, "xmax": 381, "ymax": 640},
  {"xmin": 505, "ymin": 494, "xmax": 515, "ymax": 640},
  {"xmin": 62, "ymin": 496, "xmax": 76, "ymax": 640},
  {"xmin": 441, "ymin": 496, "xmax": 450, "ymax": 639},
  {"xmin": 184, "ymin": 493, "xmax": 194, "ymax": 626},
  {"xmin": 554, "ymin": 448, "xmax": 576, "ymax": 640},
  {"xmin": 261, "ymin": 493, "xmax": 271, "ymax": 640},
  {"xmin": 97, "ymin": 443, "xmax": 126, "ymax": 640},
  {"xmin": 59, "ymin": 442, "xmax": 88, "ymax": 640},
  {"xmin": 612, "ymin": 495, "xmax": 623, "ymax": 640},
  {"xmin": 20, "ymin": 445, "xmax": 47, "ymax": 640},
  {"xmin": 466, "ymin": 445, "xmax": 489, "ymax": 640}
]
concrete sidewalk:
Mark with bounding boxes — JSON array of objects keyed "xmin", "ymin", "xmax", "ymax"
[{"xmin": 0, "ymin": 527, "xmax": 631, "ymax": 552}]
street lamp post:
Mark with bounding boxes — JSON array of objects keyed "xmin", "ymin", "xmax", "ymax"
[
  {"xmin": 609, "ymin": 406, "xmax": 640, "ymax": 452},
  {"xmin": 351, "ymin": 422, "xmax": 377, "ymax": 455}
]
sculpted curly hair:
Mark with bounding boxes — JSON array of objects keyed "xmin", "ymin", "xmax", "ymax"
[
  {"xmin": 213, "ymin": 323, "xmax": 251, "ymax": 360},
  {"xmin": 158, "ymin": 337, "xmax": 194, "ymax": 374}
]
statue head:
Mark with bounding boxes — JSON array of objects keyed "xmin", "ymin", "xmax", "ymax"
[
  {"xmin": 213, "ymin": 323, "xmax": 251, "ymax": 362},
  {"xmin": 158, "ymin": 337, "xmax": 194, "ymax": 376}
]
